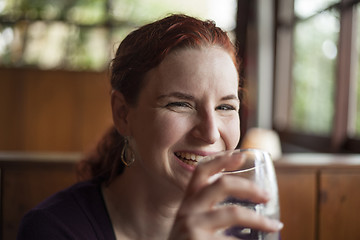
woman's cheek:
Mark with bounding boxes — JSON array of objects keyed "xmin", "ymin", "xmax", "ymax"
[
  {"xmin": 152, "ymin": 113, "xmax": 191, "ymax": 146},
  {"xmin": 225, "ymin": 116, "xmax": 241, "ymax": 149}
]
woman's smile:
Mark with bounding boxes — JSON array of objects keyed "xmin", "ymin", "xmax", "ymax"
[{"xmin": 175, "ymin": 152, "xmax": 206, "ymax": 165}]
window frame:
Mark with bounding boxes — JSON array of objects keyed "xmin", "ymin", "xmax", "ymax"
[{"xmin": 273, "ymin": 0, "xmax": 360, "ymax": 153}]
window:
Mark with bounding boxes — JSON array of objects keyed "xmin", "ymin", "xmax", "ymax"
[
  {"xmin": 274, "ymin": 0, "xmax": 360, "ymax": 152},
  {"xmin": 0, "ymin": 0, "xmax": 237, "ymax": 71}
]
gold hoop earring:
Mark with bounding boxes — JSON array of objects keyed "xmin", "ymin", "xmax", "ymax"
[{"xmin": 121, "ymin": 138, "xmax": 135, "ymax": 167}]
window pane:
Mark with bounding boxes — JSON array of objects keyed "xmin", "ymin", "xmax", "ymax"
[
  {"xmin": 0, "ymin": 24, "xmax": 14, "ymax": 64},
  {"xmin": 294, "ymin": 0, "xmax": 340, "ymax": 19},
  {"xmin": 109, "ymin": 0, "xmax": 237, "ymax": 31},
  {"xmin": 0, "ymin": 0, "xmax": 237, "ymax": 71},
  {"xmin": 66, "ymin": 0, "xmax": 107, "ymax": 25},
  {"xmin": 0, "ymin": 22, "xmax": 27, "ymax": 66},
  {"xmin": 65, "ymin": 26, "xmax": 109, "ymax": 71},
  {"xmin": 0, "ymin": 0, "xmax": 23, "ymax": 19},
  {"xmin": 290, "ymin": 10, "xmax": 339, "ymax": 135},
  {"xmin": 23, "ymin": 21, "xmax": 70, "ymax": 69}
]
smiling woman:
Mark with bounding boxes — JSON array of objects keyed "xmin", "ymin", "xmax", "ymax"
[{"xmin": 17, "ymin": 14, "xmax": 283, "ymax": 240}]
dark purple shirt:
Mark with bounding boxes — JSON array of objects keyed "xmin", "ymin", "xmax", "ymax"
[{"xmin": 17, "ymin": 180, "xmax": 116, "ymax": 240}]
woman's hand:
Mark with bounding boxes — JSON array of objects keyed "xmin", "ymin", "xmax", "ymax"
[{"xmin": 168, "ymin": 153, "xmax": 283, "ymax": 239}]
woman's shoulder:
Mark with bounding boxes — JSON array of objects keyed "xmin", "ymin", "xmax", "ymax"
[
  {"xmin": 17, "ymin": 180, "xmax": 115, "ymax": 240},
  {"xmin": 34, "ymin": 180, "xmax": 102, "ymax": 210}
]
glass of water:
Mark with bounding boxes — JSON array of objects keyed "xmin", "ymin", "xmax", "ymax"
[{"xmin": 211, "ymin": 149, "xmax": 280, "ymax": 240}]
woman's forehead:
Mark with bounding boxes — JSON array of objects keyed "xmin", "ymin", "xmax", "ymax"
[
  {"xmin": 161, "ymin": 47, "xmax": 236, "ymax": 72},
  {"xmin": 141, "ymin": 47, "xmax": 239, "ymax": 96}
]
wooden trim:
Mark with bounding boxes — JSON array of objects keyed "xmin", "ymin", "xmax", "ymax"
[
  {"xmin": 273, "ymin": 0, "xmax": 360, "ymax": 153},
  {"xmin": 275, "ymin": 153, "xmax": 360, "ymax": 170},
  {"xmin": 0, "ymin": 152, "xmax": 81, "ymax": 166},
  {"xmin": 273, "ymin": 0, "xmax": 294, "ymax": 131},
  {"xmin": 332, "ymin": 0, "xmax": 356, "ymax": 150}
]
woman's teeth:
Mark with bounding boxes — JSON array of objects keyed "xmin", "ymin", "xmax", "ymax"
[{"xmin": 175, "ymin": 152, "xmax": 205, "ymax": 166}]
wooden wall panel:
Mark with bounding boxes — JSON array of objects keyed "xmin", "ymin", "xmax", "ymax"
[
  {"xmin": 78, "ymin": 71, "xmax": 113, "ymax": 151},
  {"xmin": 319, "ymin": 170, "xmax": 360, "ymax": 240},
  {"xmin": 0, "ymin": 75, "xmax": 24, "ymax": 150},
  {"xmin": 22, "ymin": 71, "xmax": 82, "ymax": 150},
  {"xmin": 1, "ymin": 158, "xmax": 78, "ymax": 240},
  {"xmin": 0, "ymin": 68, "xmax": 113, "ymax": 152},
  {"xmin": 276, "ymin": 169, "xmax": 317, "ymax": 240}
]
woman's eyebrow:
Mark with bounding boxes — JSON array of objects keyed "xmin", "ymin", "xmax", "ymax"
[
  {"xmin": 221, "ymin": 94, "xmax": 240, "ymax": 102},
  {"xmin": 157, "ymin": 92, "xmax": 195, "ymax": 101},
  {"xmin": 157, "ymin": 92, "xmax": 239, "ymax": 102}
]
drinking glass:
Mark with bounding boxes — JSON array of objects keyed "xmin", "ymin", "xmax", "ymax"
[{"xmin": 209, "ymin": 149, "xmax": 280, "ymax": 240}]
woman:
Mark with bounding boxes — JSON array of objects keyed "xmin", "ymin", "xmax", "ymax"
[{"xmin": 17, "ymin": 14, "xmax": 283, "ymax": 239}]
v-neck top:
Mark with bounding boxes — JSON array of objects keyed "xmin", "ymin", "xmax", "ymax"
[{"xmin": 17, "ymin": 180, "xmax": 116, "ymax": 240}]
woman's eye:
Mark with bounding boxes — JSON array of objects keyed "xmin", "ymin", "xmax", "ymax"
[
  {"xmin": 216, "ymin": 104, "xmax": 237, "ymax": 111},
  {"xmin": 166, "ymin": 102, "xmax": 193, "ymax": 109}
]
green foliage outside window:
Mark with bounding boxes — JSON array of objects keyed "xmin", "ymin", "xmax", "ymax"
[
  {"xmin": 291, "ymin": 10, "xmax": 339, "ymax": 135},
  {"xmin": 0, "ymin": 0, "xmax": 237, "ymax": 71}
]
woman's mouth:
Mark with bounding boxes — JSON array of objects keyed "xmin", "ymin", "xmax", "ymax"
[{"xmin": 174, "ymin": 152, "xmax": 206, "ymax": 166}]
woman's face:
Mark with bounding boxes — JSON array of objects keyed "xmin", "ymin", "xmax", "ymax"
[{"xmin": 125, "ymin": 46, "xmax": 240, "ymax": 192}]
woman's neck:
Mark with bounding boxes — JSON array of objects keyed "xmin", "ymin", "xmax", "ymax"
[{"xmin": 102, "ymin": 167, "xmax": 183, "ymax": 240}]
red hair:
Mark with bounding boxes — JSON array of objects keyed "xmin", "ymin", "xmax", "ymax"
[
  {"xmin": 111, "ymin": 14, "xmax": 239, "ymax": 105},
  {"xmin": 77, "ymin": 14, "xmax": 240, "ymax": 183}
]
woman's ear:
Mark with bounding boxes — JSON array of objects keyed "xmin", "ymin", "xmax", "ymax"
[{"xmin": 111, "ymin": 90, "xmax": 131, "ymax": 136}]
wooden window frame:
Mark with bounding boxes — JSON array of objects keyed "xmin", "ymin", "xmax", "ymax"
[{"xmin": 272, "ymin": 0, "xmax": 360, "ymax": 153}]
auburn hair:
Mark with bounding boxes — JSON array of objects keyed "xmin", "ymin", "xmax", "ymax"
[{"xmin": 77, "ymin": 14, "xmax": 240, "ymax": 184}]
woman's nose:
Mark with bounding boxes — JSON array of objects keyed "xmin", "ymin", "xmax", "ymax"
[{"xmin": 191, "ymin": 110, "xmax": 220, "ymax": 144}]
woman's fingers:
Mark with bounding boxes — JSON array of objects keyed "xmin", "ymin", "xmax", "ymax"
[
  {"xmin": 195, "ymin": 205, "xmax": 283, "ymax": 233},
  {"xmin": 180, "ymin": 175, "xmax": 269, "ymax": 214},
  {"xmin": 186, "ymin": 152, "xmax": 245, "ymax": 196},
  {"xmin": 172, "ymin": 151, "xmax": 283, "ymax": 239},
  {"xmin": 171, "ymin": 204, "xmax": 282, "ymax": 240},
  {"xmin": 180, "ymin": 151, "xmax": 269, "ymax": 216}
]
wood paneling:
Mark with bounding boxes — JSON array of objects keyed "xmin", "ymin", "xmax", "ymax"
[
  {"xmin": 319, "ymin": 170, "xmax": 360, "ymax": 240},
  {"xmin": 1, "ymin": 158, "xmax": 78, "ymax": 240},
  {"xmin": 275, "ymin": 154, "xmax": 360, "ymax": 240},
  {"xmin": 0, "ymin": 76, "xmax": 23, "ymax": 150},
  {"xmin": 277, "ymin": 169, "xmax": 317, "ymax": 240},
  {"xmin": 0, "ymin": 67, "xmax": 113, "ymax": 152}
]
